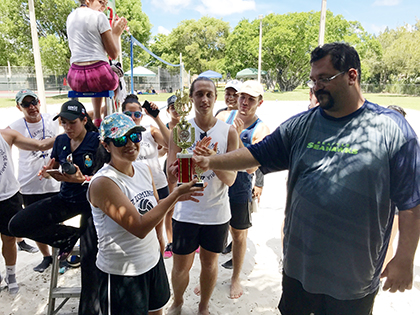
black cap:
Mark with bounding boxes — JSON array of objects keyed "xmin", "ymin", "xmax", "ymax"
[
  {"xmin": 53, "ymin": 100, "xmax": 87, "ymax": 121},
  {"xmin": 167, "ymin": 95, "xmax": 177, "ymax": 106}
]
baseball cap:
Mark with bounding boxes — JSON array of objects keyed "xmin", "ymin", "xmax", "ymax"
[
  {"xmin": 99, "ymin": 112, "xmax": 146, "ymax": 141},
  {"xmin": 15, "ymin": 89, "xmax": 38, "ymax": 104},
  {"xmin": 225, "ymin": 80, "xmax": 242, "ymax": 92},
  {"xmin": 53, "ymin": 100, "xmax": 87, "ymax": 121},
  {"xmin": 167, "ymin": 95, "xmax": 177, "ymax": 106},
  {"xmin": 237, "ymin": 80, "xmax": 264, "ymax": 98}
]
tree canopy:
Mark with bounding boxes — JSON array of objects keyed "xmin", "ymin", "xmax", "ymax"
[{"xmin": 149, "ymin": 16, "xmax": 230, "ymax": 74}]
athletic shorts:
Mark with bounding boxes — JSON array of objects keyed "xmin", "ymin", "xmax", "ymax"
[
  {"xmin": 279, "ymin": 271, "xmax": 378, "ymax": 315},
  {"xmin": 157, "ymin": 186, "xmax": 169, "ymax": 201},
  {"xmin": 172, "ymin": 219, "xmax": 229, "ymax": 254},
  {"xmin": 67, "ymin": 61, "xmax": 119, "ymax": 93},
  {"xmin": 0, "ymin": 192, "xmax": 23, "ymax": 236},
  {"xmin": 22, "ymin": 192, "xmax": 58, "ymax": 207},
  {"xmin": 230, "ymin": 201, "xmax": 252, "ymax": 230},
  {"xmin": 98, "ymin": 255, "xmax": 170, "ymax": 315}
]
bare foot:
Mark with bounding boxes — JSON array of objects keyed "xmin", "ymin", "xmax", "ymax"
[
  {"xmin": 166, "ymin": 302, "xmax": 183, "ymax": 315},
  {"xmin": 194, "ymin": 284, "xmax": 201, "ymax": 296},
  {"xmin": 229, "ymin": 278, "xmax": 243, "ymax": 299},
  {"xmin": 198, "ymin": 303, "xmax": 210, "ymax": 315}
]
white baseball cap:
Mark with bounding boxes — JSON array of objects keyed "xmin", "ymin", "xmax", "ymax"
[
  {"xmin": 237, "ymin": 80, "xmax": 264, "ymax": 98},
  {"xmin": 225, "ymin": 80, "xmax": 242, "ymax": 92}
]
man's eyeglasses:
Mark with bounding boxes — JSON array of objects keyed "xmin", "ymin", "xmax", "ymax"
[
  {"xmin": 20, "ymin": 99, "xmax": 38, "ymax": 108},
  {"xmin": 110, "ymin": 132, "xmax": 142, "ymax": 147},
  {"xmin": 124, "ymin": 111, "xmax": 142, "ymax": 119},
  {"xmin": 307, "ymin": 71, "xmax": 345, "ymax": 89}
]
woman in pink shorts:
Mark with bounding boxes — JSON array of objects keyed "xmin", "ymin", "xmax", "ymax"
[{"xmin": 66, "ymin": 0, "xmax": 127, "ymax": 127}]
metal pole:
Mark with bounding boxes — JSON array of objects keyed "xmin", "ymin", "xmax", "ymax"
[
  {"xmin": 28, "ymin": 0, "xmax": 47, "ymax": 113},
  {"xmin": 180, "ymin": 53, "xmax": 183, "ymax": 90},
  {"xmin": 130, "ymin": 35, "xmax": 134, "ymax": 94},
  {"xmin": 318, "ymin": 0, "xmax": 327, "ymax": 46},
  {"xmin": 257, "ymin": 15, "xmax": 263, "ymax": 83}
]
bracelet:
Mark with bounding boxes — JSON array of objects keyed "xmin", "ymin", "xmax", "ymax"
[{"xmin": 81, "ymin": 175, "xmax": 91, "ymax": 185}]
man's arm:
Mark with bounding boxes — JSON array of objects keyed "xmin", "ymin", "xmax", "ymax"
[
  {"xmin": 1, "ymin": 128, "xmax": 55, "ymax": 151},
  {"xmin": 212, "ymin": 125, "xmax": 239, "ymax": 187},
  {"xmin": 381, "ymin": 204, "xmax": 420, "ymax": 292}
]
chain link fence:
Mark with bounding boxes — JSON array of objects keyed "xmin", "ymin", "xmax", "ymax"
[
  {"xmin": 0, "ymin": 66, "xmax": 186, "ymax": 94},
  {"xmin": 361, "ymin": 83, "xmax": 420, "ymax": 96}
]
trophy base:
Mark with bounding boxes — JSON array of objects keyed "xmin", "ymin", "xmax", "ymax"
[{"xmin": 177, "ymin": 181, "xmax": 205, "ymax": 187}]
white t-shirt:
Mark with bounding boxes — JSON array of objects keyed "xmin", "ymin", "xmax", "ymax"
[
  {"xmin": 88, "ymin": 162, "xmax": 160, "ymax": 276},
  {"xmin": 67, "ymin": 7, "xmax": 111, "ymax": 64},
  {"xmin": 9, "ymin": 113, "xmax": 60, "ymax": 195},
  {"xmin": 173, "ymin": 119, "xmax": 231, "ymax": 225},
  {"xmin": 135, "ymin": 127, "xmax": 168, "ymax": 190},
  {"xmin": 0, "ymin": 133, "xmax": 20, "ymax": 201}
]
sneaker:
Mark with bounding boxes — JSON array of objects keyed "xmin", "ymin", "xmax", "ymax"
[
  {"xmin": 17, "ymin": 240, "xmax": 39, "ymax": 253},
  {"xmin": 57, "ymin": 234, "xmax": 79, "ymax": 261},
  {"xmin": 33, "ymin": 256, "xmax": 53, "ymax": 273},
  {"xmin": 5, "ymin": 274, "xmax": 19, "ymax": 294},
  {"xmin": 164, "ymin": 243, "xmax": 173, "ymax": 259},
  {"xmin": 222, "ymin": 242, "xmax": 232, "ymax": 255},
  {"xmin": 59, "ymin": 261, "xmax": 70, "ymax": 274},
  {"xmin": 222, "ymin": 258, "xmax": 233, "ymax": 270},
  {"xmin": 67, "ymin": 255, "xmax": 81, "ymax": 268}
]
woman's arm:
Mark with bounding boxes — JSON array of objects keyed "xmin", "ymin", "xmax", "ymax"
[
  {"xmin": 89, "ymin": 176, "xmax": 204, "ymax": 239},
  {"xmin": 101, "ymin": 16, "xmax": 127, "ymax": 60}
]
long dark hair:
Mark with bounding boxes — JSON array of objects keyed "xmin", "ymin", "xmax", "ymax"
[
  {"xmin": 93, "ymin": 139, "xmax": 111, "ymax": 173},
  {"xmin": 122, "ymin": 94, "xmax": 141, "ymax": 111},
  {"xmin": 84, "ymin": 115, "xmax": 98, "ymax": 132}
]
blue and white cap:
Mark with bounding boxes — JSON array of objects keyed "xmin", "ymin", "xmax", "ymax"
[{"xmin": 100, "ymin": 112, "xmax": 145, "ymax": 141}]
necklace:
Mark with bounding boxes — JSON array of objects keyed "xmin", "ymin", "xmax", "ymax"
[{"xmin": 24, "ymin": 115, "xmax": 47, "ymax": 159}]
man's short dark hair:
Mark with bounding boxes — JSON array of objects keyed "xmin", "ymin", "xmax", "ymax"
[
  {"xmin": 189, "ymin": 77, "xmax": 216, "ymax": 96},
  {"xmin": 310, "ymin": 42, "xmax": 361, "ymax": 83}
]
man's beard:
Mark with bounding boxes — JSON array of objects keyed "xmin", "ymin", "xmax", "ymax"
[{"xmin": 315, "ymin": 90, "xmax": 334, "ymax": 111}]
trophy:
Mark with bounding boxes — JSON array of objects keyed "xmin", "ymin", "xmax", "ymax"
[{"xmin": 173, "ymin": 88, "xmax": 204, "ymax": 187}]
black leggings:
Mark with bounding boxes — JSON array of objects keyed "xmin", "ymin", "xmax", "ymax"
[
  {"xmin": 9, "ymin": 194, "xmax": 101, "ymax": 315},
  {"xmin": 9, "ymin": 194, "xmax": 89, "ymax": 249}
]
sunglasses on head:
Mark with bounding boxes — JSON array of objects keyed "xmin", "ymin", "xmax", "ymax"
[
  {"xmin": 21, "ymin": 99, "xmax": 38, "ymax": 108},
  {"xmin": 124, "ymin": 111, "xmax": 142, "ymax": 119},
  {"xmin": 110, "ymin": 132, "xmax": 142, "ymax": 147}
]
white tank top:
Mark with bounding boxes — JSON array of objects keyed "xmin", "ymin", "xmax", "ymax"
[
  {"xmin": 135, "ymin": 127, "xmax": 168, "ymax": 190},
  {"xmin": 88, "ymin": 162, "xmax": 160, "ymax": 276},
  {"xmin": 9, "ymin": 113, "xmax": 60, "ymax": 194},
  {"xmin": 0, "ymin": 133, "xmax": 20, "ymax": 201},
  {"xmin": 173, "ymin": 119, "xmax": 231, "ymax": 225}
]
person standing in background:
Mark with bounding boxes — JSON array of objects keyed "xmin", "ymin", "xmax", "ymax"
[{"xmin": 8, "ymin": 89, "xmax": 60, "ymax": 273}]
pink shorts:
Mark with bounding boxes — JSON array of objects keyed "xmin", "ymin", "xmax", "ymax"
[{"xmin": 67, "ymin": 61, "xmax": 119, "ymax": 92}]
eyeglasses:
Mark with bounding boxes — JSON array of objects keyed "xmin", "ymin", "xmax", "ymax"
[
  {"xmin": 124, "ymin": 111, "xmax": 142, "ymax": 119},
  {"xmin": 307, "ymin": 71, "xmax": 345, "ymax": 89},
  {"xmin": 110, "ymin": 132, "xmax": 142, "ymax": 147},
  {"xmin": 20, "ymin": 99, "xmax": 38, "ymax": 108}
]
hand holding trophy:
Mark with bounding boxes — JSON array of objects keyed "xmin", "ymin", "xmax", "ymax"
[{"xmin": 173, "ymin": 88, "xmax": 204, "ymax": 187}]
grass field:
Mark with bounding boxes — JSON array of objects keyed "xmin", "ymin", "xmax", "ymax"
[{"xmin": 1, "ymin": 88, "xmax": 419, "ymax": 111}]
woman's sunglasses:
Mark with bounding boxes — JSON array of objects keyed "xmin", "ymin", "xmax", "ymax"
[
  {"xmin": 21, "ymin": 99, "xmax": 38, "ymax": 108},
  {"xmin": 124, "ymin": 111, "xmax": 142, "ymax": 119},
  {"xmin": 110, "ymin": 132, "xmax": 142, "ymax": 147}
]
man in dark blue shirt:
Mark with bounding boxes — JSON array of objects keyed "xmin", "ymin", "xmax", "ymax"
[{"xmin": 194, "ymin": 42, "xmax": 420, "ymax": 315}]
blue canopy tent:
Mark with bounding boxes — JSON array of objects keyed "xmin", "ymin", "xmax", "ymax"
[{"xmin": 198, "ymin": 70, "xmax": 222, "ymax": 79}]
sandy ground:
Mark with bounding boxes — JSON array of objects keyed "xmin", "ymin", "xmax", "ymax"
[{"xmin": 0, "ymin": 98, "xmax": 419, "ymax": 314}]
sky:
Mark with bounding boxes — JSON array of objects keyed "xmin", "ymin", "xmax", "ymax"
[{"xmin": 140, "ymin": 0, "xmax": 420, "ymax": 37}]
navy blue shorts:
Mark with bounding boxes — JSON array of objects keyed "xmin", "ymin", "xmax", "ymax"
[
  {"xmin": 0, "ymin": 192, "xmax": 22, "ymax": 236},
  {"xmin": 279, "ymin": 271, "xmax": 378, "ymax": 315},
  {"xmin": 172, "ymin": 219, "xmax": 229, "ymax": 254}
]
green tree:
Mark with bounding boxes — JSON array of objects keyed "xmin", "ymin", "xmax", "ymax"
[
  {"xmin": 149, "ymin": 16, "xmax": 230, "ymax": 74},
  {"xmin": 376, "ymin": 22, "xmax": 420, "ymax": 84},
  {"xmin": 115, "ymin": 0, "xmax": 152, "ymax": 70},
  {"xmin": 224, "ymin": 11, "xmax": 380, "ymax": 91},
  {"xmin": 0, "ymin": 0, "xmax": 151, "ymax": 74}
]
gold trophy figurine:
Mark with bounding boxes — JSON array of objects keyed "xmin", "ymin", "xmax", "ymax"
[{"xmin": 173, "ymin": 88, "xmax": 204, "ymax": 187}]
